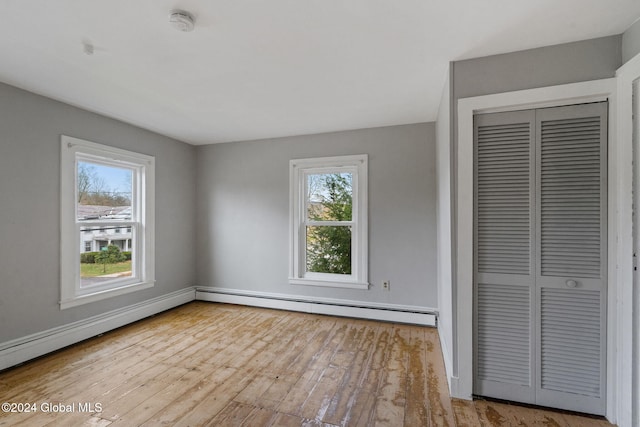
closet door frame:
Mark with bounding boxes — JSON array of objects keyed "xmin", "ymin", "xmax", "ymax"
[
  {"xmin": 455, "ymin": 78, "xmax": 620, "ymax": 422},
  {"xmin": 614, "ymin": 55, "xmax": 640, "ymax": 427}
]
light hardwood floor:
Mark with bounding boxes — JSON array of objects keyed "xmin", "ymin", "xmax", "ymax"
[{"xmin": 0, "ymin": 302, "xmax": 614, "ymax": 426}]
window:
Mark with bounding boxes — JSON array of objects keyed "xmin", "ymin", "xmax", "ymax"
[
  {"xmin": 84, "ymin": 241, "xmax": 92, "ymax": 252},
  {"xmin": 289, "ymin": 155, "xmax": 368, "ymax": 289},
  {"xmin": 60, "ymin": 135, "xmax": 155, "ymax": 309}
]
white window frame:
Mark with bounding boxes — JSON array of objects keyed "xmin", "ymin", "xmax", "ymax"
[
  {"xmin": 60, "ymin": 135, "xmax": 155, "ymax": 309},
  {"xmin": 289, "ymin": 154, "xmax": 368, "ymax": 289}
]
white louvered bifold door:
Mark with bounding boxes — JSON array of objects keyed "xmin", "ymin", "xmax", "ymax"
[
  {"xmin": 474, "ymin": 110, "xmax": 536, "ymax": 403},
  {"xmin": 473, "ymin": 103, "xmax": 607, "ymax": 416},
  {"xmin": 535, "ymin": 103, "xmax": 607, "ymax": 415}
]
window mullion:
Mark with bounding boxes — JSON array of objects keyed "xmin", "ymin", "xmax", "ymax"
[
  {"xmin": 305, "ymin": 220, "xmax": 354, "ymax": 227},
  {"xmin": 78, "ymin": 220, "xmax": 136, "ymax": 227}
]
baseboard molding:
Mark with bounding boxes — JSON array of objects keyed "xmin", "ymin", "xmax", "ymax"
[
  {"xmin": 195, "ymin": 287, "xmax": 437, "ymax": 326},
  {"xmin": 0, "ymin": 287, "xmax": 195, "ymax": 371},
  {"xmin": 438, "ymin": 322, "xmax": 454, "ymax": 392},
  {"xmin": 449, "ymin": 376, "xmax": 472, "ymax": 400}
]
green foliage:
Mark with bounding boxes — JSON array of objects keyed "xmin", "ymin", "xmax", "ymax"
[
  {"xmin": 306, "ymin": 173, "xmax": 353, "ymax": 275},
  {"xmin": 95, "ymin": 245, "xmax": 126, "ymax": 273},
  {"xmin": 80, "ymin": 252, "xmax": 99, "ymax": 264},
  {"xmin": 306, "ymin": 226, "xmax": 352, "ymax": 274},
  {"xmin": 122, "ymin": 251, "xmax": 132, "ymax": 261}
]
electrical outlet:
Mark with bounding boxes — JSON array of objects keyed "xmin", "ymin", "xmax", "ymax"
[{"xmin": 382, "ymin": 280, "xmax": 390, "ymax": 291}]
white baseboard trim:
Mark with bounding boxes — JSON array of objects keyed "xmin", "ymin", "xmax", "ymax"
[
  {"xmin": 449, "ymin": 376, "xmax": 472, "ymax": 400},
  {"xmin": 195, "ymin": 287, "xmax": 437, "ymax": 326},
  {"xmin": 0, "ymin": 287, "xmax": 195, "ymax": 371},
  {"xmin": 438, "ymin": 322, "xmax": 454, "ymax": 392}
]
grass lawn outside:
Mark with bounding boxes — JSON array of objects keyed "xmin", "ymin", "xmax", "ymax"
[{"xmin": 81, "ymin": 261, "xmax": 132, "ymax": 277}]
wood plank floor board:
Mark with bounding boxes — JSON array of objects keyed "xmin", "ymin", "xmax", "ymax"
[
  {"xmin": 238, "ymin": 314, "xmax": 312, "ymax": 376},
  {"xmin": 405, "ymin": 325, "xmax": 430, "ymax": 427},
  {"xmin": 321, "ymin": 323, "xmax": 380, "ymax": 425},
  {"xmin": 234, "ymin": 374, "xmax": 293, "ymax": 411},
  {"xmin": 105, "ymin": 367, "xmax": 212, "ymax": 426},
  {"xmin": 276, "ymin": 366, "xmax": 324, "ymax": 417},
  {"xmin": 97, "ymin": 364, "xmax": 206, "ymax": 423},
  {"xmin": 136, "ymin": 366, "xmax": 238, "ymax": 426},
  {"xmin": 260, "ymin": 318, "xmax": 328, "ymax": 377},
  {"xmin": 372, "ymin": 325, "xmax": 409, "ymax": 425},
  {"xmin": 300, "ymin": 365, "xmax": 346, "ymax": 421},
  {"xmin": 239, "ymin": 406, "xmax": 278, "ymax": 426},
  {"xmin": 451, "ymin": 399, "xmax": 483, "ymax": 427},
  {"xmin": 423, "ymin": 328, "xmax": 457, "ymax": 427},
  {"xmin": 0, "ymin": 302, "xmax": 615, "ymax": 427},
  {"xmin": 206, "ymin": 400, "xmax": 257, "ymax": 426},
  {"xmin": 170, "ymin": 367, "xmax": 255, "ymax": 426},
  {"xmin": 282, "ymin": 320, "xmax": 339, "ymax": 379}
]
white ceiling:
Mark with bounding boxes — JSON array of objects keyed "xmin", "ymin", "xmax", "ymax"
[{"xmin": 1, "ymin": 1, "xmax": 639, "ymax": 145}]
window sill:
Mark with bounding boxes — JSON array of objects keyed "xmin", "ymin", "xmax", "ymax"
[
  {"xmin": 60, "ymin": 280, "xmax": 155, "ymax": 310},
  {"xmin": 289, "ymin": 278, "xmax": 370, "ymax": 290}
]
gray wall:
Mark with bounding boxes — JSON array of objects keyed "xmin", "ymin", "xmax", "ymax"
[
  {"xmin": 195, "ymin": 123, "xmax": 437, "ymax": 309},
  {"xmin": 0, "ymin": 82, "xmax": 197, "ymax": 343},
  {"xmin": 453, "ymin": 35, "xmax": 621, "ymax": 100},
  {"xmin": 436, "ymin": 68, "xmax": 454, "ymax": 375},
  {"xmin": 623, "ymin": 18, "xmax": 640, "ymax": 64}
]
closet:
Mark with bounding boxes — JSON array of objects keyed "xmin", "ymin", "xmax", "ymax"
[{"xmin": 473, "ymin": 102, "xmax": 607, "ymax": 415}]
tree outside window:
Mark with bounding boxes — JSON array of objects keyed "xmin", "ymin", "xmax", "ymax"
[{"xmin": 305, "ymin": 173, "xmax": 353, "ymax": 275}]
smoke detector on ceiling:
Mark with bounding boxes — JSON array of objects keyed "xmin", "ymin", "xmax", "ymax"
[{"xmin": 169, "ymin": 10, "xmax": 195, "ymax": 32}]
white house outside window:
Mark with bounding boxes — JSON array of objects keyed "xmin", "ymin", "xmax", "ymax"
[
  {"xmin": 289, "ymin": 155, "xmax": 368, "ymax": 289},
  {"xmin": 60, "ymin": 136, "xmax": 155, "ymax": 309}
]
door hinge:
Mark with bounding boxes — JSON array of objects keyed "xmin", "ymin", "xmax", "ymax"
[{"xmin": 634, "ymin": 253, "xmax": 637, "ymax": 271}]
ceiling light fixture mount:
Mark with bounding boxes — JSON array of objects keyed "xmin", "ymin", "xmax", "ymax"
[
  {"xmin": 82, "ymin": 41, "xmax": 94, "ymax": 55},
  {"xmin": 169, "ymin": 10, "xmax": 195, "ymax": 32}
]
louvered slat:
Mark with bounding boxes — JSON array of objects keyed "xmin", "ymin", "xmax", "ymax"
[
  {"xmin": 477, "ymin": 283, "xmax": 530, "ymax": 385},
  {"xmin": 540, "ymin": 288, "xmax": 601, "ymax": 397},
  {"xmin": 540, "ymin": 116, "xmax": 601, "ymax": 278},
  {"xmin": 477, "ymin": 121, "xmax": 530, "ymax": 274}
]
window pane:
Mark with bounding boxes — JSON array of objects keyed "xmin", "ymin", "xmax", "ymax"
[
  {"xmin": 306, "ymin": 225, "xmax": 352, "ymax": 274},
  {"xmin": 306, "ymin": 173, "xmax": 352, "ymax": 221},
  {"xmin": 79, "ymin": 225, "xmax": 134, "ymax": 288},
  {"xmin": 77, "ymin": 161, "xmax": 132, "ymax": 221}
]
